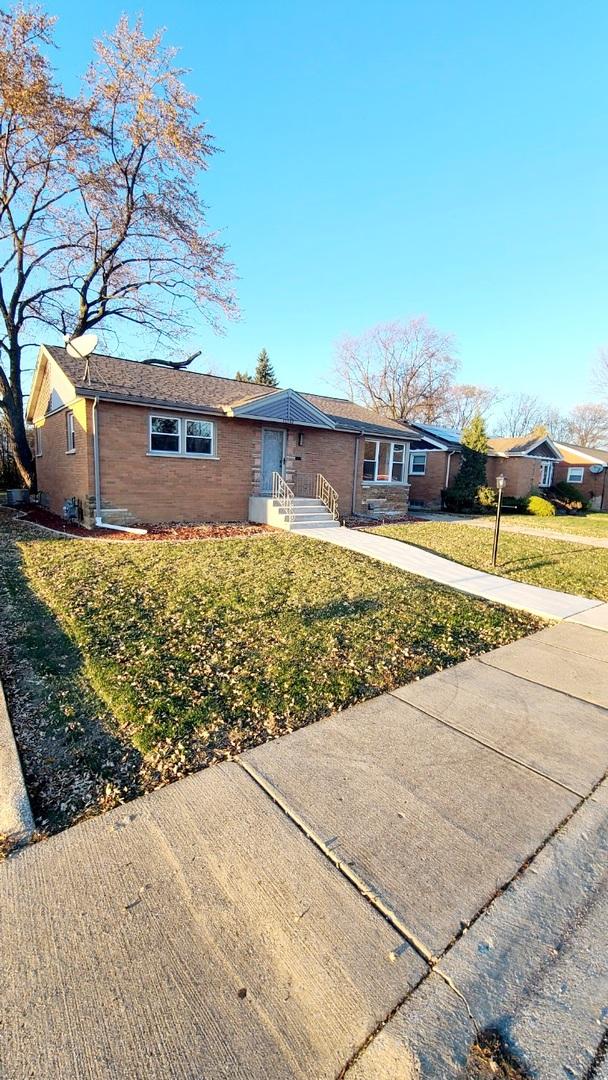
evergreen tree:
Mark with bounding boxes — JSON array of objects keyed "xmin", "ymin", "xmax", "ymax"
[
  {"xmin": 450, "ymin": 414, "xmax": 488, "ymax": 508},
  {"xmin": 235, "ymin": 370, "xmax": 254, "ymax": 382},
  {"xmin": 254, "ymin": 349, "xmax": 279, "ymax": 386}
]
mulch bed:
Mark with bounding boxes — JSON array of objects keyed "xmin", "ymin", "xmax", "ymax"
[{"xmin": 15, "ymin": 506, "xmax": 271, "ymax": 541}]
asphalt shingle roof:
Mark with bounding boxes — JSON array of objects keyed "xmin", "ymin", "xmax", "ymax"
[{"xmin": 43, "ymin": 345, "xmax": 414, "ymax": 438}]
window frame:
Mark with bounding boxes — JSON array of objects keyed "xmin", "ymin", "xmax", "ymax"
[
  {"xmin": 566, "ymin": 466, "xmax": 584, "ymax": 484},
  {"xmin": 408, "ymin": 451, "xmax": 427, "ymax": 476},
  {"xmin": 65, "ymin": 410, "xmax": 75, "ymax": 453},
  {"xmin": 34, "ymin": 425, "xmax": 43, "ymax": 458},
  {"xmin": 149, "ymin": 414, "xmax": 181, "ymax": 455},
  {"xmin": 148, "ymin": 414, "xmax": 216, "ymax": 459},
  {"xmin": 362, "ymin": 439, "xmax": 408, "ymax": 485}
]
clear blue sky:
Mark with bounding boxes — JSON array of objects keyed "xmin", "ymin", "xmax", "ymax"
[{"xmin": 46, "ymin": 0, "xmax": 608, "ymax": 410}]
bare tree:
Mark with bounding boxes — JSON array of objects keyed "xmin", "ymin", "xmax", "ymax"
[
  {"xmin": 560, "ymin": 403, "xmax": 608, "ymax": 448},
  {"xmin": 496, "ymin": 393, "xmax": 547, "ymax": 438},
  {"xmin": 0, "ymin": 7, "xmax": 235, "ymax": 486},
  {"xmin": 436, "ymin": 384, "xmax": 498, "ymax": 432},
  {"xmin": 592, "ymin": 347, "xmax": 608, "ymax": 404},
  {"xmin": 334, "ymin": 316, "xmax": 459, "ymax": 421}
]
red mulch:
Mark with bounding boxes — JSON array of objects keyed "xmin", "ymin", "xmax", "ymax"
[{"xmin": 16, "ymin": 506, "xmax": 272, "ymax": 542}]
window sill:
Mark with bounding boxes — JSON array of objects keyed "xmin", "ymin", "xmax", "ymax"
[
  {"xmin": 146, "ymin": 452, "xmax": 220, "ymax": 460},
  {"xmin": 65, "ymin": 449, "xmax": 76, "ymax": 455}
]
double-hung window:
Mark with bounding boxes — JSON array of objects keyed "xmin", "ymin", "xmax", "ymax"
[
  {"xmin": 409, "ymin": 452, "xmax": 427, "ymax": 476},
  {"xmin": 34, "ymin": 426, "xmax": 43, "ymax": 457},
  {"xmin": 66, "ymin": 411, "xmax": 75, "ymax": 452},
  {"xmin": 150, "ymin": 415, "xmax": 181, "ymax": 454},
  {"xmin": 149, "ymin": 415, "xmax": 215, "ymax": 457},
  {"xmin": 363, "ymin": 440, "xmax": 406, "ymax": 483},
  {"xmin": 567, "ymin": 466, "xmax": 584, "ymax": 484}
]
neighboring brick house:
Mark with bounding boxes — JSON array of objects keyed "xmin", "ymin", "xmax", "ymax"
[
  {"xmin": 486, "ymin": 434, "xmax": 563, "ymax": 496},
  {"xmin": 27, "ymin": 345, "xmax": 416, "ymax": 527},
  {"xmin": 404, "ymin": 423, "xmax": 463, "ymax": 508},
  {"xmin": 553, "ymin": 442, "xmax": 608, "ymax": 509}
]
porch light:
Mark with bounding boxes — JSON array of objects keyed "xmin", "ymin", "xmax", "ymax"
[{"xmin": 496, "ymin": 474, "xmax": 506, "ymax": 490}]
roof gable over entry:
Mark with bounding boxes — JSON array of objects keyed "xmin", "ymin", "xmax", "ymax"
[{"xmin": 227, "ymin": 388, "xmax": 336, "ymax": 429}]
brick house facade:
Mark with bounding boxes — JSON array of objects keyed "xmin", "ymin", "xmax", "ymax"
[
  {"xmin": 27, "ymin": 345, "xmax": 416, "ymax": 527},
  {"xmin": 553, "ymin": 443, "xmax": 608, "ymax": 509}
]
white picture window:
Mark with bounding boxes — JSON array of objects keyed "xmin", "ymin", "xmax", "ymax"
[
  {"xmin": 149, "ymin": 415, "xmax": 215, "ymax": 457},
  {"xmin": 34, "ymin": 426, "xmax": 43, "ymax": 457},
  {"xmin": 409, "ymin": 452, "xmax": 427, "ymax": 476},
  {"xmin": 567, "ymin": 466, "xmax": 584, "ymax": 484},
  {"xmin": 186, "ymin": 419, "xmax": 213, "ymax": 456},
  {"xmin": 362, "ymin": 440, "xmax": 407, "ymax": 483},
  {"xmin": 66, "ymin": 410, "xmax": 75, "ymax": 452},
  {"xmin": 150, "ymin": 415, "xmax": 181, "ymax": 454}
]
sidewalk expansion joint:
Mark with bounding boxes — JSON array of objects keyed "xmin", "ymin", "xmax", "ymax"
[
  {"xmin": 387, "ymin": 690, "xmax": 586, "ymax": 798},
  {"xmin": 477, "ymin": 654, "xmax": 608, "ymax": 705},
  {"xmin": 237, "ymin": 758, "xmax": 436, "ymax": 966}
]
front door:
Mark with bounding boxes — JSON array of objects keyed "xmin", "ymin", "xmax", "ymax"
[
  {"xmin": 261, "ymin": 428, "xmax": 285, "ymax": 494},
  {"xmin": 539, "ymin": 460, "xmax": 554, "ymax": 488}
]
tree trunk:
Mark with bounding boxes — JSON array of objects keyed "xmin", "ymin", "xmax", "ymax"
[{"xmin": 1, "ymin": 391, "xmax": 35, "ymax": 490}]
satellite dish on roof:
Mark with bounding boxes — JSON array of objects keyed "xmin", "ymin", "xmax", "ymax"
[
  {"xmin": 65, "ymin": 333, "xmax": 98, "ymax": 359},
  {"xmin": 589, "ymin": 464, "xmax": 604, "ymax": 474}
]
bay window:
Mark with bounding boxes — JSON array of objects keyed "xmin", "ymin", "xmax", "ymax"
[{"xmin": 362, "ymin": 440, "xmax": 407, "ymax": 483}]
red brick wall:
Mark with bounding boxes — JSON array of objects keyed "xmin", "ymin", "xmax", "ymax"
[
  {"xmin": 408, "ymin": 450, "xmax": 461, "ymax": 506},
  {"xmin": 35, "ymin": 399, "xmax": 94, "ymax": 519},
  {"xmin": 553, "ymin": 462, "xmax": 607, "ymax": 508},
  {"xmin": 486, "ymin": 456, "xmax": 546, "ymax": 498},
  {"xmin": 286, "ymin": 428, "xmax": 357, "ymax": 514}
]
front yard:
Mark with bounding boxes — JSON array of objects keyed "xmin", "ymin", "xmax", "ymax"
[
  {"xmin": 0, "ymin": 513, "xmax": 541, "ymax": 834},
  {"xmin": 371, "ymin": 522, "xmax": 608, "ymax": 601},
  {"xmin": 502, "ymin": 511, "xmax": 608, "ymax": 540}
]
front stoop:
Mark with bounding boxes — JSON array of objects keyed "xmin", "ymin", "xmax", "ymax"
[{"xmin": 249, "ymin": 496, "xmax": 340, "ymax": 532}]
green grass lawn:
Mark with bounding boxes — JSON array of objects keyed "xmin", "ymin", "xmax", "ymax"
[
  {"xmin": 0, "ymin": 513, "xmax": 541, "ymax": 833},
  {"xmin": 502, "ymin": 511, "xmax": 608, "ymax": 539},
  {"xmin": 371, "ymin": 522, "xmax": 608, "ymax": 601}
]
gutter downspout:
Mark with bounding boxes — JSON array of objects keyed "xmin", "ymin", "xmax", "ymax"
[
  {"xmin": 351, "ymin": 434, "xmax": 361, "ymax": 515},
  {"xmin": 445, "ymin": 450, "xmax": 455, "ymax": 488},
  {"xmin": 91, "ymin": 397, "xmax": 146, "ymax": 535}
]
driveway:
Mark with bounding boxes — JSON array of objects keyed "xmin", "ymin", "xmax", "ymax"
[
  {"xmin": 294, "ymin": 523, "xmax": 602, "ymax": 620},
  {"xmin": 1, "ymin": 619, "xmax": 607, "ymax": 1078}
]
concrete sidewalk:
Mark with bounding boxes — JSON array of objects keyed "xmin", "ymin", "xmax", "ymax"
[
  {"xmin": 1, "ymin": 621, "xmax": 608, "ymax": 1078},
  {"xmin": 294, "ymin": 523, "xmax": 602, "ymax": 620}
]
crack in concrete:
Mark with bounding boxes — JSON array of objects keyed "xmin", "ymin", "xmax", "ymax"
[{"xmin": 240, "ymin": 743, "xmax": 608, "ymax": 1080}]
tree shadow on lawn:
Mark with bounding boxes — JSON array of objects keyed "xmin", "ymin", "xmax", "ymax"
[{"xmin": 0, "ymin": 530, "xmax": 147, "ymax": 834}]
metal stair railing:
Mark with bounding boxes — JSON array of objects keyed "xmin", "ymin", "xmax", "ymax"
[
  {"xmin": 315, "ymin": 473, "xmax": 339, "ymax": 520},
  {"xmin": 272, "ymin": 471, "xmax": 295, "ymax": 524}
]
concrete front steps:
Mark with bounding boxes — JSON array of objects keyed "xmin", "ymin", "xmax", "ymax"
[{"xmin": 248, "ymin": 496, "xmax": 340, "ymax": 532}]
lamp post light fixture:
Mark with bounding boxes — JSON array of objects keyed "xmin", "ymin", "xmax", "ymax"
[{"xmin": 491, "ymin": 473, "xmax": 506, "ymax": 566}]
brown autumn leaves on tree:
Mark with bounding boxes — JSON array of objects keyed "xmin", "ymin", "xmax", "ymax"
[{"xmin": 0, "ymin": 6, "xmax": 235, "ymax": 486}]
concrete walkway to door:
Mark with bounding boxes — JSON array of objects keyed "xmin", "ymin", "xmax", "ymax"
[{"xmin": 293, "ymin": 523, "xmax": 603, "ymax": 621}]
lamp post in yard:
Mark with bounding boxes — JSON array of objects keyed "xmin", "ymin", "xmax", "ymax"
[{"xmin": 491, "ymin": 474, "xmax": 506, "ymax": 567}]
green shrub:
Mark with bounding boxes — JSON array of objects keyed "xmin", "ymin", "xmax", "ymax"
[
  {"xmin": 527, "ymin": 494, "xmax": 556, "ymax": 517},
  {"xmin": 442, "ymin": 487, "xmax": 472, "ymax": 512},
  {"xmin": 552, "ymin": 481, "xmax": 590, "ymax": 511},
  {"xmin": 502, "ymin": 495, "xmax": 528, "ymax": 511}
]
